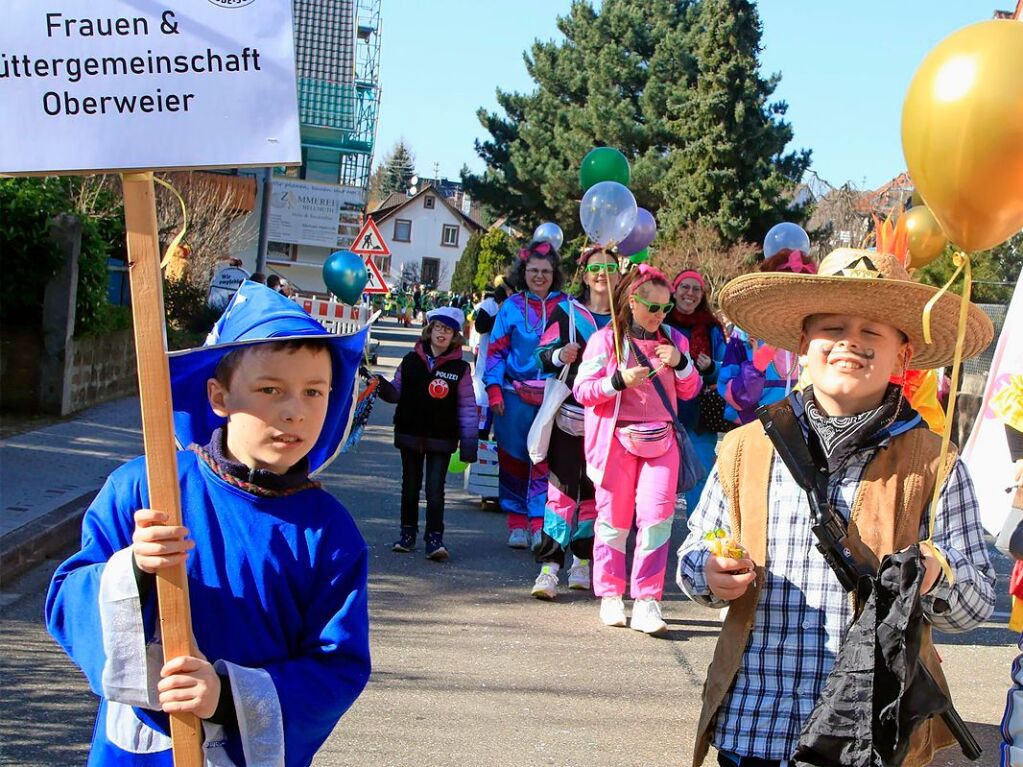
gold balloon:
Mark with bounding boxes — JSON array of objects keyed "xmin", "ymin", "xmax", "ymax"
[
  {"xmin": 904, "ymin": 206, "xmax": 947, "ymax": 268},
  {"xmin": 902, "ymin": 20, "xmax": 1023, "ymax": 253}
]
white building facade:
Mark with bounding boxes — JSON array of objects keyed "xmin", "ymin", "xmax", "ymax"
[{"xmin": 369, "ymin": 186, "xmax": 483, "ymax": 291}]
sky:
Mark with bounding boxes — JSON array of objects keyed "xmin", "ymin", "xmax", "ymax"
[{"xmin": 373, "ymin": 1, "xmax": 1002, "ymax": 191}]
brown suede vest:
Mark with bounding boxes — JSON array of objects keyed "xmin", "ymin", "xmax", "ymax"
[{"xmin": 692, "ymin": 421, "xmax": 959, "ymax": 767}]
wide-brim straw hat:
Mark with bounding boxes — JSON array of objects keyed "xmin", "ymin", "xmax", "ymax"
[{"xmin": 717, "ymin": 248, "xmax": 994, "ymax": 370}]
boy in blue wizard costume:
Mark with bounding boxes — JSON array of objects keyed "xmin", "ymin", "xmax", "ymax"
[{"xmin": 45, "ymin": 282, "xmax": 371, "ymax": 766}]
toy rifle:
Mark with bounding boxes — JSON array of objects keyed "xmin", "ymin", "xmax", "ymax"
[{"xmin": 757, "ymin": 400, "xmax": 982, "ymax": 762}]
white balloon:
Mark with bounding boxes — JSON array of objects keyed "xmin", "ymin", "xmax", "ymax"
[
  {"xmin": 579, "ymin": 181, "xmax": 638, "ymax": 247},
  {"xmin": 532, "ymin": 222, "xmax": 564, "ymax": 251}
]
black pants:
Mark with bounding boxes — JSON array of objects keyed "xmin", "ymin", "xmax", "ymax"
[
  {"xmin": 400, "ymin": 449, "xmax": 449, "ymax": 535},
  {"xmin": 534, "ymin": 425, "xmax": 595, "ymax": 567}
]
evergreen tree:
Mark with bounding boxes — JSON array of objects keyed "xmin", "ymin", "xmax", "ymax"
[
  {"xmin": 366, "ymin": 163, "xmax": 388, "ymax": 209},
  {"xmin": 463, "ymin": 0, "xmax": 808, "ymax": 244},
  {"xmin": 474, "ymin": 229, "xmax": 518, "ymax": 293},
  {"xmin": 917, "ymin": 231, "xmax": 1023, "ymax": 305},
  {"xmin": 381, "ymin": 140, "xmax": 417, "ymax": 196},
  {"xmin": 451, "ymin": 231, "xmax": 483, "ymax": 294},
  {"xmin": 654, "ymin": 0, "xmax": 811, "ymax": 242}
]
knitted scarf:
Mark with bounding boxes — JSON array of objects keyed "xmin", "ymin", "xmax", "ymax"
[{"xmin": 669, "ymin": 307, "xmax": 719, "ymax": 361}]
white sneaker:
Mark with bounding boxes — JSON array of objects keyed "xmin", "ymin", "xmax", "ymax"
[
  {"xmin": 530, "ymin": 529, "xmax": 543, "ymax": 551},
  {"xmin": 567, "ymin": 559, "xmax": 591, "ymax": 590},
  {"xmin": 630, "ymin": 598, "xmax": 668, "ymax": 635},
  {"xmin": 531, "ymin": 571, "xmax": 559, "ymax": 600},
  {"xmin": 599, "ymin": 596, "xmax": 627, "ymax": 627},
  {"xmin": 507, "ymin": 529, "xmax": 529, "ymax": 549}
]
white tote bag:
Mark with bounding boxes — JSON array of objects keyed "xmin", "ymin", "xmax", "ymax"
[{"xmin": 526, "ymin": 304, "xmax": 577, "ymax": 463}]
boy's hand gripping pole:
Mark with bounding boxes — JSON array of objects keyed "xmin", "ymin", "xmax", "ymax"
[{"xmin": 122, "ymin": 173, "xmax": 204, "ymax": 767}]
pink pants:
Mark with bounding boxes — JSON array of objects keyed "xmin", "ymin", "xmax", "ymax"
[{"xmin": 593, "ymin": 436, "xmax": 679, "ymax": 600}]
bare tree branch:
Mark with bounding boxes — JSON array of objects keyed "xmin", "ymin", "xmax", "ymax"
[{"xmin": 653, "ymin": 221, "xmax": 760, "ymax": 307}]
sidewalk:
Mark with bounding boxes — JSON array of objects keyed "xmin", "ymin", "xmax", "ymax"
[{"xmin": 0, "ymin": 397, "xmax": 143, "ymax": 580}]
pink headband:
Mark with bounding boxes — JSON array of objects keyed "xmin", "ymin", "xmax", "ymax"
[
  {"xmin": 629, "ymin": 263, "xmax": 669, "ymax": 295},
  {"xmin": 672, "ymin": 270, "xmax": 705, "ymax": 292},
  {"xmin": 519, "ymin": 241, "xmax": 554, "ymax": 262},
  {"xmin": 778, "ymin": 250, "xmax": 817, "ymax": 274}
]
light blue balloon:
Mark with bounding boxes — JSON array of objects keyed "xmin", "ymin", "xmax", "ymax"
[
  {"xmin": 763, "ymin": 222, "xmax": 810, "ymax": 259},
  {"xmin": 579, "ymin": 181, "xmax": 638, "ymax": 247},
  {"xmin": 532, "ymin": 222, "xmax": 564, "ymax": 252}
]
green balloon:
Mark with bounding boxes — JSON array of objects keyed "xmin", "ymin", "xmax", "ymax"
[
  {"xmin": 579, "ymin": 147, "xmax": 631, "ymax": 191},
  {"xmin": 448, "ymin": 454, "xmax": 469, "ymax": 474},
  {"xmin": 628, "ymin": 247, "xmax": 650, "ymax": 264}
]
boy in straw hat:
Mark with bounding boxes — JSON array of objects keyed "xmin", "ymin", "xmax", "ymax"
[
  {"xmin": 45, "ymin": 282, "xmax": 371, "ymax": 766},
  {"xmin": 677, "ymin": 248, "xmax": 996, "ymax": 767}
]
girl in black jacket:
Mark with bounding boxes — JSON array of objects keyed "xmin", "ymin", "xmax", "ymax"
[{"xmin": 378, "ymin": 307, "xmax": 477, "ymax": 560}]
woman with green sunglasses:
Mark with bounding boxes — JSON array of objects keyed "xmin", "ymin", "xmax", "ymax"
[{"xmin": 530, "ymin": 246, "xmax": 619, "ymax": 600}]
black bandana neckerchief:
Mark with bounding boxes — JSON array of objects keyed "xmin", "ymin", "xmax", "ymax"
[{"xmin": 803, "ymin": 383, "xmax": 907, "ymax": 474}]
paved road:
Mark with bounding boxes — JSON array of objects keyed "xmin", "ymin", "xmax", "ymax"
[{"xmin": 0, "ymin": 318, "xmax": 1016, "ymax": 766}]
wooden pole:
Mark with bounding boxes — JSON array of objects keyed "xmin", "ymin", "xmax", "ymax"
[{"xmin": 121, "ymin": 172, "xmax": 204, "ymax": 766}]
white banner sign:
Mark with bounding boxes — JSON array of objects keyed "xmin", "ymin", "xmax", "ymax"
[
  {"xmin": 0, "ymin": 1, "xmax": 301, "ymax": 174},
  {"xmin": 268, "ymin": 177, "xmax": 347, "ymax": 249}
]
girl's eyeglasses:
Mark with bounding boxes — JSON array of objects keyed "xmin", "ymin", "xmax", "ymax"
[
  {"xmin": 632, "ymin": 295, "xmax": 674, "ymax": 314},
  {"xmin": 584, "ymin": 262, "xmax": 620, "ymax": 274}
]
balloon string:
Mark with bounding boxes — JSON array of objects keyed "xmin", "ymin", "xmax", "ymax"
[
  {"xmin": 921, "ymin": 252, "xmax": 965, "ymax": 344},
  {"xmin": 154, "ymin": 176, "xmax": 189, "ymax": 271},
  {"xmin": 921, "ymin": 250, "xmax": 973, "ymax": 586},
  {"xmin": 606, "ymin": 270, "xmax": 623, "ymax": 365}
]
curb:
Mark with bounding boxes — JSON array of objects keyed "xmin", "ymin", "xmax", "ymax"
[{"xmin": 0, "ymin": 490, "xmax": 95, "ymax": 584}]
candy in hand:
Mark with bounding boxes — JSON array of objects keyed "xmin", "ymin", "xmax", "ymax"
[{"xmin": 704, "ymin": 528, "xmax": 747, "ymax": 560}]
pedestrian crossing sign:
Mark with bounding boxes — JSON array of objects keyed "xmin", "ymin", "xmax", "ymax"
[
  {"xmin": 351, "ymin": 219, "xmax": 391, "ymax": 257},
  {"xmin": 363, "ymin": 256, "xmax": 389, "ymax": 294}
]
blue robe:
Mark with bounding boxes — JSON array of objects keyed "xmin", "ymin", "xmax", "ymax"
[{"xmin": 45, "ymin": 451, "xmax": 370, "ymax": 766}]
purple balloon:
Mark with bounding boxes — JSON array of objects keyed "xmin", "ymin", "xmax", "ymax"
[{"xmin": 617, "ymin": 208, "xmax": 657, "ymax": 256}]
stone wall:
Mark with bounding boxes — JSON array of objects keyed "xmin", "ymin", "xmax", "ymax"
[{"xmin": 66, "ymin": 330, "xmax": 138, "ymax": 413}]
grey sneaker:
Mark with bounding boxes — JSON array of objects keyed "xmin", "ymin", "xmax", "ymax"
[
  {"xmin": 567, "ymin": 559, "xmax": 591, "ymax": 590},
  {"xmin": 531, "ymin": 571, "xmax": 559, "ymax": 600}
]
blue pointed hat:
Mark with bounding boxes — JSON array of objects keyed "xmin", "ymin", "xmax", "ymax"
[{"xmin": 168, "ymin": 281, "xmax": 367, "ymax": 474}]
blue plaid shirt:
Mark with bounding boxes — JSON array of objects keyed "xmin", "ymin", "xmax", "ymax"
[{"xmin": 677, "ymin": 425, "xmax": 996, "ymax": 761}]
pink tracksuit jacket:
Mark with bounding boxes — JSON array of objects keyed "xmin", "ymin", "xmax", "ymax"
[{"xmin": 573, "ymin": 324, "xmax": 702, "ymax": 487}]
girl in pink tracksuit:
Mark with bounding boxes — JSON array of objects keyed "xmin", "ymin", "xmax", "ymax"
[{"xmin": 574, "ymin": 265, "xmax": 701, "ymax": 635}]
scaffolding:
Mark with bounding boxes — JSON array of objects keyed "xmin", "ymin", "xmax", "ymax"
[{"xmin": 293, "ymin": 0, "xmax": 382, "ymax": 190}]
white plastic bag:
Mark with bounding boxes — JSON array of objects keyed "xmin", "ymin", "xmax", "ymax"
[
  {"xmin": 527, "ymin": 364, "xmax": 571, "ymax": 463},
  {"xmin": 526, "ymin": 302, "xmax": 578, "ymax": 463}
]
